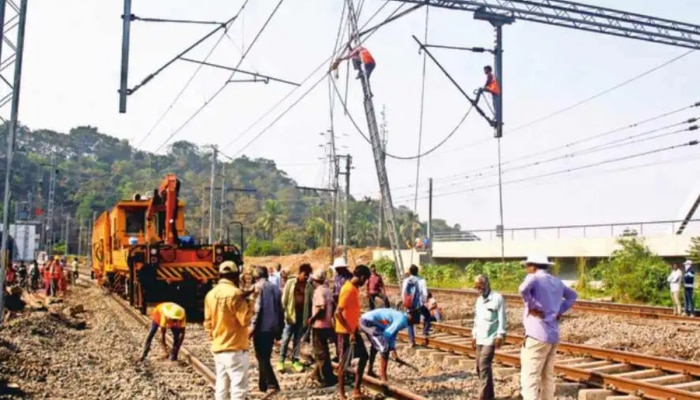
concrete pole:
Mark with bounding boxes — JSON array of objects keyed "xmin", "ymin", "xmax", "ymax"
[{"xmin": 208, "ymin": 146, "xmax": 217, "ymax": 244}]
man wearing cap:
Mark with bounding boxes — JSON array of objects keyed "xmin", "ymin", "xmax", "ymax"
[
  {"xmin": 140, "ymin": 301, "xmax": 187, "ymax": 362},
  {"xmin": 471, "ymin": 275, "xmax": 506, "ymax": 400},
  {"xmin": 359, "ymin": 307, "xmax": 411, "ymax": 381},
  {"xmin": 308, "ymin": 268, "xmax": 337, "ymax": 387},
  {"xmin": 518, "ymin": 255, "xmax": 577, "ymax": 400},
  {"xmin": 204, "ymin": 261, "xmax": 254, "ymax": 400},
  {"xmin": 250, "ymin": 266, "xmax": 284, "ymax": 395},
  {"xmin": 332, "ymin": 257, "xmax": 353, "ymax": 305},
  {"xmin": 683, "ymin": 259, "xmax": 695, "ymax": 317}
]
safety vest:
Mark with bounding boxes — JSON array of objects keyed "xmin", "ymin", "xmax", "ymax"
[
  {"xmin": 357, "ymin": 48, "xmax": 374, "ymax": 65},
  {"xmin": 152, "ymin": 302, "xmax": 187, "ymax": 328},
  {"xmin": 485, "ymin": 73, "xmax": 500, "ymax": 95}
]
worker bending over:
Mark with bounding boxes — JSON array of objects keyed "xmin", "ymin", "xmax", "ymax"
[
  {"xmin": 359, "ymin": 308, "xmax": 411, "ymax": 381},
  {"xmin": 333, "ymin": 45, "xmax": 376, "ymax": 82},
  {"xmin": 140, "ymin": 302, "xmax": 187, "ymax": 362}
]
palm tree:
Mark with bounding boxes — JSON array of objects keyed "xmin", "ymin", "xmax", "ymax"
[{"xmin": 256, "ymin": 199, "xmax": 286, "ymax": 240}]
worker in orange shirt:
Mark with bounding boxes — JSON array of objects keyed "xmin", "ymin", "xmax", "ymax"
[
  {"xmin": 333, "ymin": 45, "xmax": 376, "ymax": 83},
  {"xmin": 43, "ymin": 260, "xmax": 52, "ymax": 296},
  {"xmin": 140, "ymin": 302, "xmax": 187, "ymax": 362}
]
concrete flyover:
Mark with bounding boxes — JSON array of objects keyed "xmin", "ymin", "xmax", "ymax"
[{"xmin": 373, "ymin": 219, "xmax": 700, "ymax": 267}]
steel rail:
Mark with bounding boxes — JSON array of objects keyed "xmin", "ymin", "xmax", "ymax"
[
  {"xmin": 430, "ymin": 323, "xmax": 700, "ymax": 377},
  {"xmin": 397, "ymin": 330, "xmax": 700, "ymax": 400},
  {"xmin": 86, "ymin": 270, "xmax": 427, "ymax": 400},
  {"xmin": 385, "ymin": 285, "xmax": 700, "ymax": 324}
]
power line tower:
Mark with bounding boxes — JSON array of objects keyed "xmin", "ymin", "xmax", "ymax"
[
  {"xmin": 345, "ymin": 0, "xmax": 404, "ymax": 281},
  {"xmin": 0, "ymin": 0, "xmax": 29, "ymax": 326}
]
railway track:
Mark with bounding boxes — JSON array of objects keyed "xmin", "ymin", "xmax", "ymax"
[
  {"xmin": 402, "ymin": 322, "xmax": 700, "ymax": 400},
  {"xmin": 80, "ymin": 272, "xmax": 428, "ymax": 399},
  {"xmin": 385, "ymin": 285, "xmax": 699, "ymax": 324}
]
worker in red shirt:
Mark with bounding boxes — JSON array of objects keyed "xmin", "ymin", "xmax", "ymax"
[
  {"xmin": 333, "ymin": 45, "xmax": 376, "ymax": 83},
  {"xmin": 140, "ymin": 302, "xmax": 187, "ymax": 362}
]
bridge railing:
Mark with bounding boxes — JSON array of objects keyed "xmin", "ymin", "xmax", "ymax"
[{"xmin": 433, "ymin": 218, "xmax": 700, "ymax": 242}]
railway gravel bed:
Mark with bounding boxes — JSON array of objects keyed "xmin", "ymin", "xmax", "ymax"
[{"xmin": 0, "ymin": 282, "xmax": 212, "ymax": 400}]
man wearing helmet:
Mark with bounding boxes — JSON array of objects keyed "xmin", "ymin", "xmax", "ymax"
[{"xmin": 140, "ymin": 301, "xmax": 187, "ymax": 362}]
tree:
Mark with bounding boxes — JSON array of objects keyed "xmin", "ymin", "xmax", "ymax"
[
  {"xmin": 256, "ymin": 199, "xmax": 286, "ymax": 240},
  {"xmin": 688, "ymin": 237, "xmax": 700, "ymax": 264}
]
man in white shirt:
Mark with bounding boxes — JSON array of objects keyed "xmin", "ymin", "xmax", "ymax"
[{"xmin": 471, "ymin": 275, "xmax": 506, "ymax": 400}]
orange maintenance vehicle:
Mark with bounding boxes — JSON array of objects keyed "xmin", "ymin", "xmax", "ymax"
[{"xmin": 91, "ymin": 174, "xmax": 243, "ymax": 314}]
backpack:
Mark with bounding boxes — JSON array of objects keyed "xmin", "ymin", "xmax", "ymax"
[{"xmin": 403, "ymin": 277, "xmax": 421, "ymax": 311}]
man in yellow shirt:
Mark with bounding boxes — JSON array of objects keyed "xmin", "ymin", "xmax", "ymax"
[
  {"xmin": 335, "ymin": 264, "xmax": 371, "ymax": 400},
  {"xmin": 204, "ymin": 261, "xmax": 253, "ymax": 400},
  {"xmin": 139, "ymin": 302, "xmax": 186, "ymax": 362}
]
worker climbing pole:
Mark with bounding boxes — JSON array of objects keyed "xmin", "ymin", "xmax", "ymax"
[{"xmin": 342, "ymin": 0, "xmax": 405, "ymax": 282}]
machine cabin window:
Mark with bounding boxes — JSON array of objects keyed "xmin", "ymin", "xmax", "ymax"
[{"xmin": 125, "ymin": 209, "xmax": 146, "ymax": 235}]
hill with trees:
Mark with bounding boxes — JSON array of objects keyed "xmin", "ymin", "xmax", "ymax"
[{"xmin": 0, "ymin": 124, "xmax": 462, "ymax": 255}]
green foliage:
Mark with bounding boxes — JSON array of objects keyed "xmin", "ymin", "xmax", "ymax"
[
  {"xmin": 244, "ymin": 239, "xmax": 282, "ymax": 257},
  {"xmin": 272, "ymin": 228, "xmax": 307, "ymax": 255},
  {"xmin": 0, "ymin": 124, "xmax": 461, "ymax": 252},
  {"xmin": 688, "ymin": 237, "xmax": 700, "ymax": 264},
  {"xmin": 52, "ymin": 242, "xmax": 66, "ymax": 255},
  {"xmin": 373, "ymin": 257, "xmax": 400, "ymax": 283},
  {"xmin": 594, "ymin": 238, "xmax": 669, "ymax": 305},
  {"xmin": 574, "ymin": 257, "xmax": 588, "ymax": 291}
]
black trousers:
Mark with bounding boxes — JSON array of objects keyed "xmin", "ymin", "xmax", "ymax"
[
  {"xmin": 368, "ymin": 293, "xmax": 390, "ymax": 310},
  {"xmin": 312, "ymin": 328, "xmax": 338, "ymax": 386},
  {"xmin": 254, "ymin": 332, "xmax": 280, "ymax": 392}
]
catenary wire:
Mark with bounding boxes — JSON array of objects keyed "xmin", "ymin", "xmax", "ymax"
[{"xmin": 152, "ymin": 0, "xmax": 289, "ymax": 153}]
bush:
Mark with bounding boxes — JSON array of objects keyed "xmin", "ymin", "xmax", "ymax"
[
  {"xmin": 595, "ymin": 238, "xmax": 669, "ymax": 305},
  {"xmin": 272, "ymin": 230, "xmax": 307, "ymax": 255},
  {"xmin": 244, "ymin": 239, "xmax": 282, "ymax": 257},
  {"xmin": 373, "ymin": 257, "xmax": 400, "ymax": 283}
]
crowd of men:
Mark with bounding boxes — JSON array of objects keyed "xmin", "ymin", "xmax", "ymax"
[{"xmin": 139, "ymin": 254, "xmax": 580, "ymax": 400}]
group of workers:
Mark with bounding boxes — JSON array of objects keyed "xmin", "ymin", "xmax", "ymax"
[
  {"xmin": 4, "ymin": 256, "xmax": 80, "ymax": 296},
  {"xmin": 140, "ymin": 252, "xmax": 576, "ymax": 400}
]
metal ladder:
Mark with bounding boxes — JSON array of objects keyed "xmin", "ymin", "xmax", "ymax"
[{"xmin": 346, "ymin": 0, "xmax": 405, "ymax": 282}]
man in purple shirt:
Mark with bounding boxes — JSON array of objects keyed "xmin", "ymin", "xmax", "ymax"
[{"xmin": 518, "ymin": 255, "xmax": 577, "ymax": 400}]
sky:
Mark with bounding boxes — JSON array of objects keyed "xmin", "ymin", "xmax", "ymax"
[{"xmin": 6, "ymin": 0, "xmax": 700, "ymax": 235}]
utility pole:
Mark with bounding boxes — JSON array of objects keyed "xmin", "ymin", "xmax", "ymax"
[
  {"xmin": 77, "ymin": 216, "xmax": 83, "ymax": 257},
  {"xmin": 90, "ymin": 211, "xmax": 96, "ymax": 259},
  {"xmin": 0, "ymin": 0, "xmax": 29, "ymax": 326},
  {"xmin": 327, "ymin": 129, "xmax": 339, "ymax": 264},
  {"xmin": 218, "ymin": 164, "xmax": 226, "ymax": 241},
  {"xmin": 345, "ymin": 0, "xmax": 404, "ymax": 281},
  {"xmin": 427, "ymin": 178, "xmax": 433, "ymax": 263},
  {"xmin": 378, "ymin": 105, "xmax": 388, "ymax": 247},
  {"xmin": 64, "ymin": 214, "xmax": 70, "ymax": 254},
  {"xmin": 343, "ymin": 155, "xmax": 351, "ymax": 261},
  {"xmin": 46, "ymin": 158, "xmax": 57, "ymax": 256},
  {"xmin": 208, "ymin": 145, "xmax": 217, "ymax": 244}
]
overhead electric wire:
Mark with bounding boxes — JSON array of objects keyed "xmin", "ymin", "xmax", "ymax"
[
  {"xmin": 381, "ymin": 100, "xmax": 700, "ymax": 190},
  {"xmin": 137, "ymin": 30, "xmax": 231, "ymax": 148},
  {"xmin": 152, "ymin": 0, "xmax": 289, "ymax": 153},
  {"xmin": 331, "ymin": 77, "xmax": 474, "ymax": 160},
  {"xmin": 507, "ymin": 49, "xmax": 696, "ymax": 133},
  {"xmin": 424, "ymin": 117, "xmax": 700, "ymax": 189},
  {"xmin": 222, "ymin": 2, "xmax": 414, "ymax": 153},
  {"xmin": 410, "ymin": 5, "xmax": 430, "ymax": 265},
  {"xmin": 395, "ymin": 138, "xmax": 700, "ymax": 202}
]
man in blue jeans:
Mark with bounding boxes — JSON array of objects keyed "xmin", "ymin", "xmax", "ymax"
[
  {"xmin": 278, "ymin": 263, "xmax": 313, "ymax": 372},
  {"xmin": 140, "ymin": 302, "xmax": 186, "ymax": 361},
  {"xmin": 683, "ymin": 260, "xmax": 695, "ymax": 316}
]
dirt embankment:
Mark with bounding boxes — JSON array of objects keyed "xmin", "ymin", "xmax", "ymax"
[{"xmin": 245, "ymin": 247, "xmax": 377, "ymax": 274}]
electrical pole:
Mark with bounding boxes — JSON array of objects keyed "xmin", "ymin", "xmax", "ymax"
[
  {"xmin": 327, "ymin": 129, "xmax": 338, "ymax": 264},
  {"xmin": 344, "ymin": 155, "xmax": 351, "ymax": 261},
  {"xmin": 65, "ymin": 214, "xmax": 70, "ymax": 254},
  {"xmin": 344, "ymin": 0, "xmax": 404, "ymax": 281},
  {"xmin": 77, "ymin": 216, "xmax": 83, "ymax": 257},
  {"xmin": 378, "ymin": 105, "xmax": 388, "ymax": 247},
  {"xmin": 46, "ymin": 158, "xmax": 57, "ymax": 256},
  {"xmin": 208, "ymin": 145, "xmax": 217, "ymax": 244},
  {"xmin": 427, "ymin": 178, "xmax": 433, "ymax": 263},
  {"xmin": 0, "ymin": 0, "xmax": 29, "ymax": 325},
  {"xmin": 219, "ymin": 164, "xmax": 225, "ymax": 241}
]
